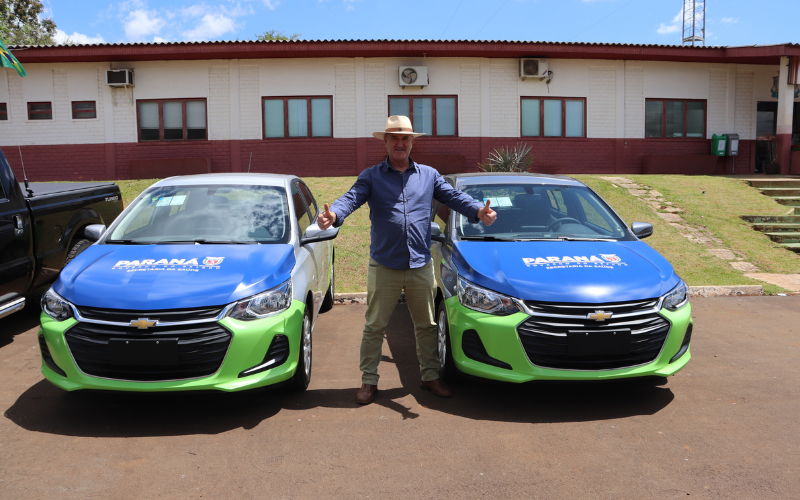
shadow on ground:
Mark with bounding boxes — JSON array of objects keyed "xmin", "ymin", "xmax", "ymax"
[
  {"xmin": 0, "ymin": 296, "xmax": 42, "ymax": 349},
  {"xmin": 4, "ymin": 305, "xmax": 674, "ymax": 438}
]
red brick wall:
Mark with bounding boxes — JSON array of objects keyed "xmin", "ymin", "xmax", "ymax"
[{"xmin": 1, "ymin": 137, "xmax": 760, "ymax": 181}]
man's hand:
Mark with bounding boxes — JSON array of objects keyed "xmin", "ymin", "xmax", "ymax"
[
  {"xmin": 317, "ymin": 203, "xmax": 337, "ymax": 230},
  {"xmin": 477, "ymin": 199, "xmax": 497, "ymax": 226}
]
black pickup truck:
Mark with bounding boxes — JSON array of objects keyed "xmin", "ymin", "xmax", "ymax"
[{"xmin": 0, "ymin": 148, "xmax": 123, "ymax": 319}]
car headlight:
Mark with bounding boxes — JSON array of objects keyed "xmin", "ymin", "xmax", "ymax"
[
  {"xmin": 41, "ymin": 288, "xmax": 74, "ymax": 321},
  {"xmin": 227, "ymin": 280, "xmax": 293, "ymax": 321},
  {"xmin": 662, "ymin": 280, "xmax": 689, "ymax": 311},
  {"xmin": 456, "ymin": 276, "xmax": 520, "ymax": 316}
]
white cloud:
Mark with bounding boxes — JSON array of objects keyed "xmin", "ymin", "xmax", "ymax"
[
  {"xmin": 657, "ymin": 10, "xmax": 682, "ymax": 35},
  {"xmin": 124, "ymin": 9, "xmax": 166, "ymax": 41},
  {"xmin": 262, "ymin": 0, "xmax": 280, "ymax": 9},
  {"xmin": 183, "ymin": 12, "xmax": 236, "ymax": 41},
  {"xmin": 54, "ymin": 29, "xmax": 106, "ymax": 45},
  {"xmin": 721, "ymin": 17, "xmax": 738, "ymax": 24},
  {"xmin": 344, "ymin": 0, "xmax": 360, "ymax": 11},
  {"xmin": 152, "ymin": 36, "xmax": 170, "ymax": 43}
]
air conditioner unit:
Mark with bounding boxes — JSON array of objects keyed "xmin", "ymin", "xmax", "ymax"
[
  {"xmin": 520, "ymin": 58, "xmax": 548, "ymax": 80},
  {"xmin": 399, "ymin": 66, "xmax": 428, "ymax": 87},
  {"xmin": 106, "ymin": 69, "xmax": 134, "ymax": 87}
]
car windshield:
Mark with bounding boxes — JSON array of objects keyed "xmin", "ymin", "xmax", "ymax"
[
  {"xmin": 107, "ymin": 184, "xmax": 291, "ymax": 244},
  {"xmin": 452, "ymin": 183, "xmax": 629, "ymax": 241}
]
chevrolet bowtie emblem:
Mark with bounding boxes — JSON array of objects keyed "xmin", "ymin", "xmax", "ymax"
[
  {"xmin": 588, "ymin": 311, "xmax": 613, "ymax": 321},
  {"xmin": 130, "ymin": 318, "xmax": 158, "ymax": 329}
]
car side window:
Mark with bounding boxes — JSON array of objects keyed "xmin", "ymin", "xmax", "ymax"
[
  {"xmin": 297, "ymin": 182, "xmax": 318, "ymax": 220},
  {"xmin": 546, "ymin": 189, "xmax": 568, "ymax": 215},
  {"xmin": 291, "ymin": 183, "xmax": 312, "ymax": 235}
]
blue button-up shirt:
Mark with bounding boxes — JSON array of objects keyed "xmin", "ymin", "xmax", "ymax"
[{"xmin": 330, "ymin": 158, "xmax": 484, "ymax": 270}]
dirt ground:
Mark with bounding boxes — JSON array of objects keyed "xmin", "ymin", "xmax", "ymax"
[{"xmin": 2, "ymin": 296, "xmax": 799, "ymax": 499}]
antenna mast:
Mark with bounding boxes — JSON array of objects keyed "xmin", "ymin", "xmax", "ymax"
[{"xmin": 682, "ymin": 0, "xmax": 705, "ymax": 46}]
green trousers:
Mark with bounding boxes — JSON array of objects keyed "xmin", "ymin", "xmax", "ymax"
[{"xmin": 360, "ymin": 258, "xmax": 440, "ymax": 385}]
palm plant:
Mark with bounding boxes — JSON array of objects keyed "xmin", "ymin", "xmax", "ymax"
[{"xmin": 478, "ymin": 143, "xmax": 535, "ymax": 172}]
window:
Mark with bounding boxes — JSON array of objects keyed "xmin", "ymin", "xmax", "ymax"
[
  {"xmin": 0, "ymin": 103, "xmax": 7, "ymax": 120},
  {"xmin": 263, "ymin": 96, "xmax": 332, "ymax": 139},
  {"xmin": 291, "ymin": 182, "xmax": 312, "ymax": 235},
  {"xmin": 645, "ymin": 99, "xmax": 706, "ymax": 138},
  {"xmin": 297, "ymin": 182, "xmax": 318, "ymax": 219},
  {"xmin": 521, "ymin": 98, "xmax": 585, "ymax": 138},
  {"xmin": 28, "ymin": 102, "xmax": 52, "ymax": 120},
  {"xmin": 72, "ymin": 101, "xmax": 96, "ymax": 119},
  {"xmin": 388, "ymin": 96, "xmax": 457, "ymax": 136},
  {"xmin": 137, "ymin": 99, "xmax": 207, "ymax": 142}
]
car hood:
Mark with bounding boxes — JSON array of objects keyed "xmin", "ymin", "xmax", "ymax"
[
  {"xmin": 54, "ymin": 244, "xmax": 295, "ymax": 310},
  {"xmin": 451, "ymin": 240, "xmax": 680, "ymax": 303}
]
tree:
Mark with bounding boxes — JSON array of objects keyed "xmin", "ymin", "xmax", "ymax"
[
  {"xmin": 255, "ymin": 29, "xmax": 301, "ymax": 41},
  {"xmin": 0, "ymin": 0, "xmax": 57, "ymax": 45}
]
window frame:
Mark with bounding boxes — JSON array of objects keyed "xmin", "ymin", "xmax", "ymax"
[
  {"xmin": 644, "ymin": 98, "xmax": 707, "ymax": 139},
  {"xmin": 261, "ymin": 96, "xmax": 334, "ymax": 139},
  {"xmin": 27, "ymin": 102, "xmax": 53, "ymax": 120},
  {"xmin": 136, "ymin": 98, "xmax": 208, "ymax": 142},
  {"xmin": 520, "ymin": 97, "xmax": 586, "ymax": 138},
  {"xmin": 72, "ymin": 101, "xmax": 97, "ymax": 119},
  {"xmin": 387, "ymin": 95, "xmax": 459, "ymax": 137},
  {"xmin": 0, "ymin": 103, "xmax": 7, "ymax": 121}
]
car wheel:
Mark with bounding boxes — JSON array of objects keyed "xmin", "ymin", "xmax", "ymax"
[
  {"xmin": 65, "ymin": 239, "xmax": 92, "ymax": 266},
  {"xmin": 437, "ymin": 301, "xmax": 461, "ymax": 382},
  {"xmin": 319, "ymin": 251, "xmax": 335, "ymax": 313},
  {"xmin": 292, "ymin": 307, "xmax": 312, "ymax": 391}
]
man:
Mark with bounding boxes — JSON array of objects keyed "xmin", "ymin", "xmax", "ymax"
[{"xmin": 317, "ymin": 115, "xmax": 497, "ymax": 405}]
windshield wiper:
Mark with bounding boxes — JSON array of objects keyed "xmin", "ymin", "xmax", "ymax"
[
  {"xmin": 559, "ymin": 237, "xmax": 617, "ymax": 242},
  {"xmin": 155, "ymin": 239, "xmax": 252, "ymax": 244},
  {"xmin": 104, "ymin": 239, "xmax": 147, "ymax": 245},
  {"xmin": 458, "ymin": 236, "xmax": 519, "ymax": 242}
]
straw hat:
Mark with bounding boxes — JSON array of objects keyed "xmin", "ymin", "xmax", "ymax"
[{"xmin": 372, "ymin": 115, "xmax": 426, "ymax": 139}]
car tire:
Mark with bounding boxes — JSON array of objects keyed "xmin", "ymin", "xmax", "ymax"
[
  {"xmin": 319, "ymin": 250, "xmax": 335, "ymax": 313},
  {"xmin": 292, "ymin": 307, "xmax": 313, "ymax": 391},
  {"xmin": 65, "ymin": 239, "xmax": 92, "ymax": 266},
  {"xmin": 437, "ymin": 301, "xmax": 461, "ymax": 382}
]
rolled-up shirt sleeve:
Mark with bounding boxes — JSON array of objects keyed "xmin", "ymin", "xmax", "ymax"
[{"xmin": 432, "ymin": 173, "xmax": 484, "ymax": 222}]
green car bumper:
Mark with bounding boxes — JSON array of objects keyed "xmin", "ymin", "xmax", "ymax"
[
  {"xmin": 445, "ymin": 296, "xmax": 692, "ymax": 383},
  {"xmin": 37, "ymin": 300, "xmax": 306, "ymax": 392}
]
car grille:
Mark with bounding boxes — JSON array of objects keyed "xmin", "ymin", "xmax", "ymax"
[
  {"xmin": 65, "ymin": 321, "xmax": 232, "ymax": 382},
  {"xmin": 75, "ymin": 305, "xmax": 226, "ymax": 323},
  {"xmin": 517, "ymin": 299, "xmax": 670, "ymax": 370}
]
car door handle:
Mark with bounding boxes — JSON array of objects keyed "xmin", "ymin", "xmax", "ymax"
[{"xmin": 14, "ymin": 215, "xmax": 23, "ymax": 234}]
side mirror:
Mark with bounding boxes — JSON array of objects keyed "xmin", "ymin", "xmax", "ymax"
[
  {"xmin": 631, "ymin": 222, "xmax": 653, "ymax": 239},
  {"xmin": 301, "ymin": 226, "xmax": 339, "ymax": 246},
  {"xmin": 431, "ymin": 224, "xmax": 446, "ymax": 243},
  {"xmin": 84, "ymin": 224, "xmax": 107, "ymax": 242}
]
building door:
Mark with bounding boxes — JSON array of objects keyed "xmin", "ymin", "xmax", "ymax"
[{"xmin": 755, "ymin": 102, "xmax": 777, "ymax": 173}]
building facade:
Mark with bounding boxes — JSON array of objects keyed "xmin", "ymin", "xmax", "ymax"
[{"xmin": 1, "ymin": 40, "xmax": 798, "ymax": 181}]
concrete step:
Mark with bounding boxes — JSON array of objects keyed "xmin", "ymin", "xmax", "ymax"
[
  {"xmin": 765, "ymin": 232, "xmax": 800, "ymax": 244},
  {"xmin": 781, "ymin": 243, "xmax": 800, "ymax": 253},
  {"xmin": 759, "ymin": 188, "xmax": 800, "ymax": 197},
  {"xmin": 740, "ymin": 215, "xmax": 800, "ymax": 223},
  {"xmin": 773, "ymin": 197, "xmax": 800, "ymax": 206},
  {"xmin": 752, "ymin": 223, "xmax": 800, "ymax": 232},
  {"xmin": 748, "ymin": 180, "xmax": 800, "ymax": 189}
]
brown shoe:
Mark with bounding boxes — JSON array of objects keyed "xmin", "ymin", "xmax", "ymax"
[
  {"xmin": 420, "ymin": 378, "xmax": 452, "ymax": 398},
  {"xmin": 356, "ymin": 384, "xmax": 377, "ymax": 404}
]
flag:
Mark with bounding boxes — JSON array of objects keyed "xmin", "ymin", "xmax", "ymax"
[{"xmin": 0, "ymin": 38, "xmax": 26, "ymax": 77}]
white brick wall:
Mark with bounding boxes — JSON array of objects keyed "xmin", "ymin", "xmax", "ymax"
[
  {"xmin": 0, "ymin": 68, "xmax": 107, "ymax": 146},
  {"xmin": 111, "ymin": 86, "xmax": 136, "ymax": 143},
  {"xmin": 208, "ymin": 65, "xmax": 230, "ymax": 141},
  {"xmin": 335, "ymin": 63, "xmax": 356, "ymax": 138},
  {"xmin": 588, "ymin": 66, "xmax": 616, "ymax": 138},
  {"xmin": 239, "ymin": 65, "xmax": 261, "ymax": 140},
  {"xmin": 734, "ymin": 71, "xmax": 754, "ymax": 140},
  {"xmin": 708, "ymin": 68, "xmax": 728, "ymax": 136},
  {"xmin": 459, "ymin": 64, "xmax": 481, "ymax": 137},
  {"xmin": 490, "ymin": 62, "xmax": 518, "ymax": 137},
  {"xmin": 624, "ymin": 66, "xmax": 644, "ymax": 138},
  {"xmin": 364, "ymin": 63, "xmax": 385, "ymax": 136}
]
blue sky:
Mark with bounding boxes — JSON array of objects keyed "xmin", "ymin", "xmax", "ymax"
[{"xmin": 43, "ymin": 0, "xmax": 798, "ymax": 47}]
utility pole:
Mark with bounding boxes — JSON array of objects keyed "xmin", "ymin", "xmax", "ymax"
[{"xmin": 682, "ymin": 0, "xmax": 705, "ymax": 46}]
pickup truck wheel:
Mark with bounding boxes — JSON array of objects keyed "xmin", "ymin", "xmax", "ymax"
[
  {"xmin": 65, "ymin": 239, "xmax": 92, "ymax": 266},
  {"xmin": 319, "ymin": 251, "xmax": 335, "ymax": 313},
  {"xmin": 437, "ymin": 301, "xmax": 462, "ymax": 382},
  {"xmin": 292, "ymin": 308, "xmax": 312, "ymax": 391}
]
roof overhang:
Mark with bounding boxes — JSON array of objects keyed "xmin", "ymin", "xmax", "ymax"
[{"xmin": 9, "ymin": 40, "xmax": 800, "ymax": 65}]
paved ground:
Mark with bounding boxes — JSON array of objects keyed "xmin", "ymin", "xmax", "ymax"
[{"xmin": 2, "ymin": 296, "xmax": 799, "ymax": 499}]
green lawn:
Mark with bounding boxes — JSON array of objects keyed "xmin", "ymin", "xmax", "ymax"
[{"xmin": 116, "ymin": 175, "xmax": 800, "ymax": 294}]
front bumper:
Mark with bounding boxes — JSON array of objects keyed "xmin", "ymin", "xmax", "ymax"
[
  {"xmin": 37, "ymin": 300, "xmax": 305, "ymax": 392},
  {"xmin": 445, "ymin": 296, "xmax": 693, "ymax": 383}
]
